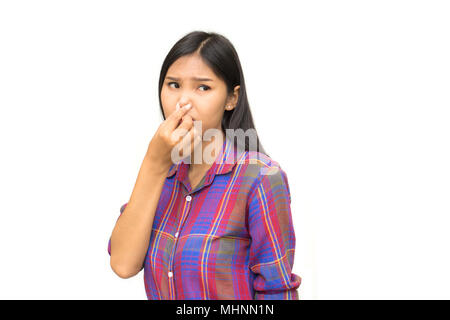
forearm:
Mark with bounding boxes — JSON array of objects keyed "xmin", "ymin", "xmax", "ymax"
[{"xmin": 109, "ymin": 155, "xmax": 170, "ymax": 278}]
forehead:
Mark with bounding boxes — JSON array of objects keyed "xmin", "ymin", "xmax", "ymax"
[{"xmin": 166, "ymin": 54, "xmax": 217, "ymax": 80}]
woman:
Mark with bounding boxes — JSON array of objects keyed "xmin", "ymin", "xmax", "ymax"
[{"xmin": 108, "ymin": 31, "xmax": 301, "ymax": 300}]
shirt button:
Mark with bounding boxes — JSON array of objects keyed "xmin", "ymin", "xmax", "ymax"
[
  {"xmin": 174, "ymin": 232, "xmax": 179, "ymax": 238},
  {"xmin": 168, "ymin": 271, "xmax": 173, "ymax": 278},
  {"xmin": 186, "ymin": 195, "xmax": 192, "ymax": 201}
]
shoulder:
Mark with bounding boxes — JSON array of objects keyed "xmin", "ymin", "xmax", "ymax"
[
  {"xmin": 236, "ymin": 150, "xmax": 290, "ymax": 196},
  {"xmin": 235, "ymin": 152, "xmax": 292, "ymax": 213},
  {"xmin": 237, "ymin": 150, "xmax": 286, "ymax": 178}
]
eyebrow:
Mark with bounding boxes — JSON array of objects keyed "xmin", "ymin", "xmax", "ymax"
[{"xmin": 166, "ymin": 76, "xmax": 214, "ymax": 82}]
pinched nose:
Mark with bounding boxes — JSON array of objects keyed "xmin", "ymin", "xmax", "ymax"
[{"xmin": 176, "ymin": 101, "xmax": 193, "ymax": 112}]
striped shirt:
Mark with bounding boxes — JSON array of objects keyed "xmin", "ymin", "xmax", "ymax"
[{"xmin": 108, "ymin": 137, "xmax": 301, "ymax": 299}]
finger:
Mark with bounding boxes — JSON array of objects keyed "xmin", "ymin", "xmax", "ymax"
[
  {"xmin": 171, "ymin": 126, "xmax": 194, "ymax": 160},
  {"xmin": 171, "ymin": 115, "xmax": 193, "ymax": 143},
  {"xmin": 169, "ymin": 126, "xmax": 189, "ymax": 146},
  {"xmin": 177, "ymin": 114, "xmax": 193, "ymax": 132},
  {"xmin": 173, "ymin": 126, "xmax": 201, "ymax": 158},
  {"xmin": 166, "ymin": 103, "xmax": 192, "ymax": 131}
]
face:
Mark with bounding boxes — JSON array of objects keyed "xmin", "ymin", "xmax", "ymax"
[{"xmin": 160, "ymin": 53, "xmax": 239, "ymax": 136}]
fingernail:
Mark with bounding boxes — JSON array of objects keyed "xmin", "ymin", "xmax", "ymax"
[{"xmin": 184, "ymin": 103, "xmax": 192, "ymax": 109}]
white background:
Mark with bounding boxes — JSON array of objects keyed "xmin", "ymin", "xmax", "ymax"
[{"xmin": 0, "ymin": 0, "xmax": 449, "ymax": 299}]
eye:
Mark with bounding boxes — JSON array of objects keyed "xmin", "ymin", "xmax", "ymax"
[
  {"xmin": 167, "ymin": 81, "xmax": 210, "ymax": 91},
  {"xmin": 167, "ymin": 81, "xmax": 179, "ymax": 88},
  {"xmin": 199, "ymin": 85, "xmax": 210, "ymax": 91}
]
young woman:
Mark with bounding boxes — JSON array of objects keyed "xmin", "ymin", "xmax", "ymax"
[{"xmin": 108, "ymin": 31, "xmax": 301, "ymax": 300}]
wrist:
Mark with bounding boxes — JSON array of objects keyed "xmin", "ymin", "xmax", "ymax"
[{"xmin": 143, "ymin": 153, "xmax": 171, "ymax": 176}]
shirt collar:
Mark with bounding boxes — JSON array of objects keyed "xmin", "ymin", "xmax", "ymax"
[{"xmin": 166, "ymin": 136, "xmax": 238, "ymax": 179}]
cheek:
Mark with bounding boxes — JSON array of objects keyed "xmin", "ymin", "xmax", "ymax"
[
  {"xmin": 200, "ymin": 94, "xmax": 225, "ymax": 115},
  {"xmin": 195, "ymin": 103, "xmax": 224, "ymax": 128},
  {"xmin": 160, "ymin": 89, "xmax": 175, "ymax": 117},
  {"xmin": 160, "ymin": 88, "xmax": 170, "ymax": 105}
]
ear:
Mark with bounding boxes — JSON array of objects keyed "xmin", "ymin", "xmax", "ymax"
[{"xmin": 225, "ymin": 85, "xmax": 240, "ymax": 111}]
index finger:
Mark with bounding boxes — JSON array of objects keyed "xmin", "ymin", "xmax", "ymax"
[{"xmin": 166, "ymin": 103, "xmax": 192, "ymax": 131}]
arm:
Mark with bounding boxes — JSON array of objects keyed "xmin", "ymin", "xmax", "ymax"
[
  {"xmin": 108, "ymin": 156, "xmax": 169, "ymax": 279},
  {"xmin": 247, "ymin": 166, "xmax": 302, "ymax": 299},
  {"xmin": 108, "ymin": 102, "xmax": 198, "ymax": 279}
]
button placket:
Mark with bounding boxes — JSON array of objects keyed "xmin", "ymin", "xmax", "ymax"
[{"xmin": 167, "ymin": 193, "xmax": 193, "ymax": 299}]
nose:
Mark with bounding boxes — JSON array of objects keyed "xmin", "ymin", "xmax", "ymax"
[
  {"xmin": 178, "ymin": 99, "xmax": 191, "ymax": 108},
  {"xmin": 176, "ymin": 97, "xmax": 193, "ymax": 111}
]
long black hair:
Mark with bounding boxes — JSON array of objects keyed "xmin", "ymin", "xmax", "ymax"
[{"xmin": 158, "ymin": 31, "xmax": 267, "ymax": 156}]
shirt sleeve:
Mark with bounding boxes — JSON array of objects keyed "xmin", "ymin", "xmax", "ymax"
[
  {"xmin": 107, "ymin": 202, "xmax": 128, "ymax": 256},
  {"xmin": 247, "ymin": 166, "xmax": 302, "ymax": 300}
]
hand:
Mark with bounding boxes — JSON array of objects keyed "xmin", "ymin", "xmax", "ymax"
[{"xmin": 145, "ymin": 103, "xmax": 201, "ymax": 172}]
